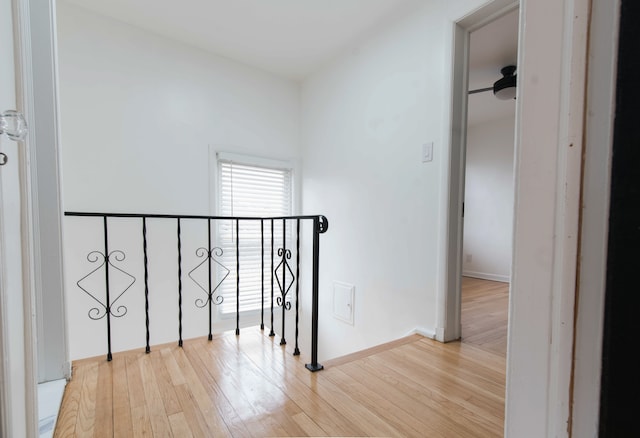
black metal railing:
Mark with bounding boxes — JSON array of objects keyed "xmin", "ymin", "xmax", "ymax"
[{"xmin": 65, "ymin": 211, "xmax": 328, "ymax": 372}]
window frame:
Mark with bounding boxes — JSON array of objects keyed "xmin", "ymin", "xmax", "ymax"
[{"xmin": 213, "ymin": 151, "xmax": 297, "ymax": 317}]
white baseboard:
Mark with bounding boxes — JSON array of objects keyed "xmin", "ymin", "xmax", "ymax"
[
  {"xmin": 64, "ymin": 361, "xmax": 72, "ymax": 380},
  {"xmin": 406, "ymin": 327, "xmax": 436, "ymax": 339},
  {"xmin": 463, "ymin": 270, "xmax": 510, "ymax": 283}
]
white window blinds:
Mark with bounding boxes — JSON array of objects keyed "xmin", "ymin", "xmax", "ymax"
[{"xmin": 217, "ymin": 158, "xmax": 292, "ymax": 314}]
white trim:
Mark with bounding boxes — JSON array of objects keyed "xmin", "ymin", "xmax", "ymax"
[
  {"xmin": 406, "ymin": 327, "xmax": 436, "ymax": 340},
  {"xmin": 545, "ymin": 1, "xmax": 590, "ymax": 435},
  {"xmin": 435, "ymin": 19, "xmax": 464, "ymax": 343},
  {"xmin": 9, "ymin": 0, "xmax": 39, "ymax": 436},
  {"xmin": 0, "ymin": 161, "xmax": 11, "ymax": 438},
  {"xmin": 462, "ymin": 271, "xmax": 510, "ymax": 283},
  {"xmin": 437, "ymin": 0, "xmax": 518, "ymax": 344},
  {"xmin": 503, "ymin": 0, "xmax": 590, "ymax": 436},
  {"xmin": 17, "ymin": 0, "xmax": 68, "ymax": 384},
  {"xmin": 0, "ymin": 0, "xmax": 40, "ymax": 435},
  {"xmin": 571, "ymin": 0, "xmax": 619, "ymax": 435},
  {"xmin": 216, "ymin": 151, "xmax": 294, "ymax": 171}
]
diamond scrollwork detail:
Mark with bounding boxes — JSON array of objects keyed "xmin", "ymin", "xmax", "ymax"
[
  {"xmin": 76, "ymin": 250, "xmax": 136, "ymax": 320},
  {"xmin": 275, "ymin": 248, "xmax": 294, "ymax": 310},
  {"xmin": 188, "ymin": 247, "xmax": 228, "ymax": 308}
]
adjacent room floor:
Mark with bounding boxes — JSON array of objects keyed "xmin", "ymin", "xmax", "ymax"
[{"xmin": 461, "ymin": 276, "xmax": 510, "ymax": 356}]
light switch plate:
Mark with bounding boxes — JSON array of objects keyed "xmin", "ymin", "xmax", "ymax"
[{"xmin": 422, "ymin": 142, "xmax": 434, "ymax": 162}]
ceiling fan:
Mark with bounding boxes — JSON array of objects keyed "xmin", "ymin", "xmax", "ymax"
[{"xmin": 468, "ymin": 65, "xmax": 517, "ymax": 100}]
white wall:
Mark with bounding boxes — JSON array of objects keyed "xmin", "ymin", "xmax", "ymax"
[
  {"xmin": 57, "ymin": 2, "xmax": 300, "ymax": 214},
  {"xmin": 57, "ymin": 2, "xmax": 300, "ymax": 359},
  {"xmin": 300, "ymin": 0, "xmax": 489, "ymax": 361},
  {"xmin": 462, "ymin": 114, "xmax": 515, "ymax": 282},
  {"xmin": 57, "ymin": 0, "xmax": 504, "ymax": 362}
]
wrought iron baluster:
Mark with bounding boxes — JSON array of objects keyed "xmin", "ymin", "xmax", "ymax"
[
  {"xmin": 76, "ymin": 217, "xmax": 135, "ymax": 362},
  {"xmin": 143, "ymin": 217, "xmax": 150, "ymax": 353},
  {"xmin": 280, "ymin": 219, "xmax": 287, "ymax": 345},
  {"xmin": 188, "ymin": 221, "xmax": 226, "ymax": 335},
  {"xmin": 103, "ymin": 216, "xmax": 112, "ymax": 361},
  {"xmin": 269, "ymin": 219, "xmax": 275, "ymax": 337},
  {"xmin": 261, "ymin": 219, "xmax": 264, "ymax": 330},
  {"xmin": 274, "ymin": 222, "xmax": 294, "ymax": 346},
  {"xmin": 294, "ymin": 219, "xmax": 301, "ymax": 356},
  {"xmin": 177, "ymin": 218, "xmax": 183, "ymax": 347},
  {"xmin": 207, "ymin": 219, "xmax": 213, "ymax": 341},
  {"xmin": 236, "ymin": 219, "xmax": 240, "ymax": 336}
]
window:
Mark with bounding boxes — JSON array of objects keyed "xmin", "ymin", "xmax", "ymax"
[{"xmin": 216, "ymin": 154, "xmax": 293, "ymax": 314}]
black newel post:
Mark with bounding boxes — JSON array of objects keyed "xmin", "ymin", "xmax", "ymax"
[{"xmin": 306, "ymin": 215, "xmax": 328, "ymax": 372}]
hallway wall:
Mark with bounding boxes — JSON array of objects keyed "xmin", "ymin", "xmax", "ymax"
[
  {"xmin": 463, "ymin": 115, "xmax": 515, "ymax": 282},
  {"xmin": 299, "ymin": 0, "xmax": 490, "ymax": 360},
  {"xmin": 57, "ymin": 3, "xmax": 300, "ymax": 359}
]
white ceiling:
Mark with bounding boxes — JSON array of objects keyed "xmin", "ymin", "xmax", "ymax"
[
  {"xmin": 63, "ymin": 0, "xmax": 423, "ymax": 80},
  {"xmin": 467, "ymin": 9, "xmax": 519, "ymax": 127},
  {"xmin": 62, "ymin": 0, "xmax": 518, "ymax": 125}
]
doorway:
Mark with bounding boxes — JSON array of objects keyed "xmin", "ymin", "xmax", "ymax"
[
  {"xmin": 460, "ymin": 9, "xmax": 517, "ymax": 356},
  {"xmin": 440, "ymin": 0, "xmax": 518, "ymax": 344}
]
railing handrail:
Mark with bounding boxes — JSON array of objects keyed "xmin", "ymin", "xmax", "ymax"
[
  {"xmin": 64, "ymin": 210, "xmax": 327, "ymax": 372},
  {"xmin": 65, "ymin": 211, "xmax": 328, "ymax": 223}
]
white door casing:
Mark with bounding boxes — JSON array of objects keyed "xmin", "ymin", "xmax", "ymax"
[
  {"xmin": 437, "ymin": 0, "xmax": 519, "ymax": 345},
  {"xmin": 20, "ymin": 0, "xmax": 69, "ymax": 383},
  {"xmin": 0, "ymin": 1, "xmax": 37, "ymax": 437},
  {"xmin": 0, "ymin": 8, "xmax": 27, "ymax": 436},
  {"xmin": 443, "ymin": 0, "xmax": 592, "ymax": 436}
]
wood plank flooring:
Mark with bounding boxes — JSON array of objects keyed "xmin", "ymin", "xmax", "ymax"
[
  {"xmin": 461, "ymin": 276, "xmax": 510, "ymax": 356},
  {"xmin": 54, "ymin": 278, "xmax": 508, "ymax": 437}
]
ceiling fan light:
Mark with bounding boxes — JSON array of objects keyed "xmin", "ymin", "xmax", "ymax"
[
  {"xmin": 494, "ymin": 82, "xmax": 517, "ymax": 100},
  {"xmin": 493, "ymin": 65, "xmax": 517, "ymax": 100}
]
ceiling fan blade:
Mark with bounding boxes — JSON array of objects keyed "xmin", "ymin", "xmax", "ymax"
[{"xmin": 468, "ymin": 86, "xmax": 493, "ymax": 95}]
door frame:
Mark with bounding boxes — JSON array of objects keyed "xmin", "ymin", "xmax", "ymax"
[
  {"xmin": 440, "ymin": 0, "xmax": 592, "ymax": 436},
  {"xmin": 1, "ymin": 0, "xmax": 67, "ymax": 435},
  {"xmin": 436, "ymin": 0, "xmax": 518, "ymax": 344},
  {"xmin": 18, "ymin": 0, "xmax": 69, "ymax": 383},
  {"xmin": 0, "ymin": 0, "xmax": 40, "ymax": 435}
]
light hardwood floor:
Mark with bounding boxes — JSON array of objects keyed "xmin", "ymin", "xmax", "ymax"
[
  {"xmin": 54, "ymin": 278, "xmax": 508, "ymax": 437},
  {"xmin": 461, "ymin": 276, "xmax": 510, "ymax": 356}
]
